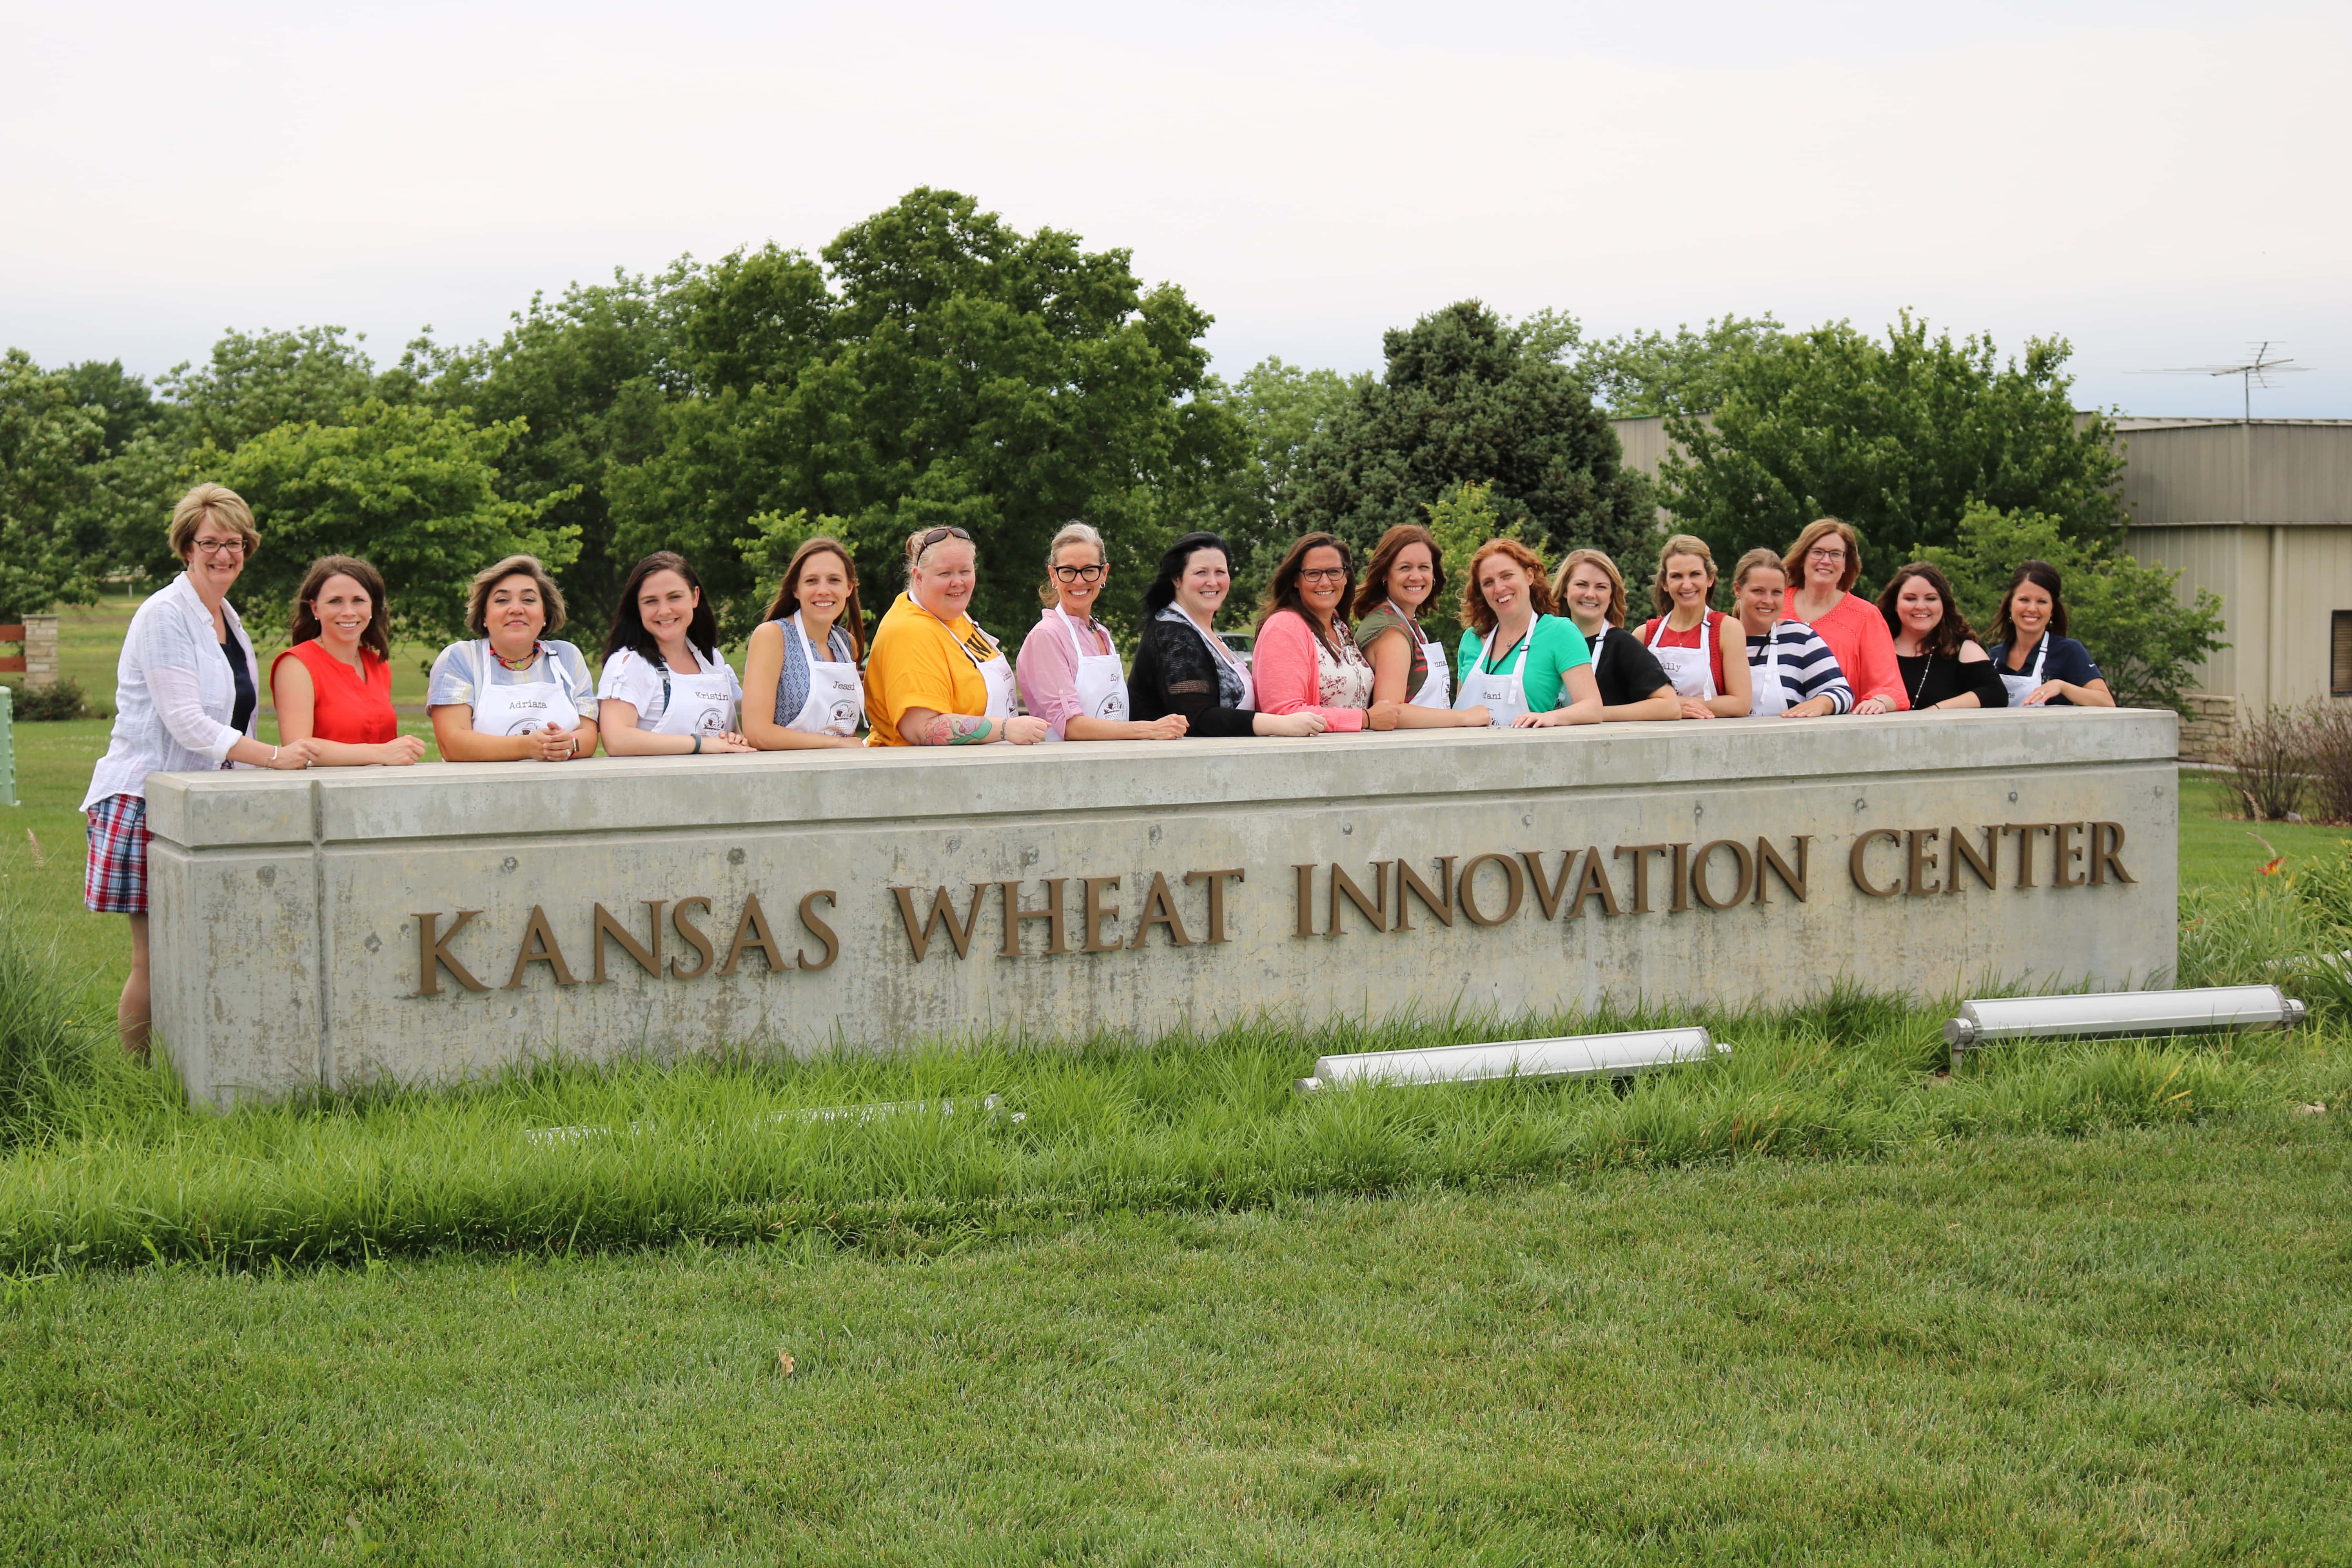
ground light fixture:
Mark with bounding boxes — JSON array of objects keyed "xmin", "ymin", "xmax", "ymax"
[
  {"xmin": 1294, "ymin": 1027, "xmax": 1723, "ymax": 1094},
  {"xmin": 1944, "ymin": 985, "xmax": 2306, "ymax": 1071}
]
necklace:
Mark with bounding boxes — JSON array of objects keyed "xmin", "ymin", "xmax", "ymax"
[
  {"xmin": 491, "ymin": 641, "xmax": 541, "ymax": 671},
  {"xmin": 1908, "ymin": 647, "xmax": 1935, "ymax": 709},
  {"xmin": 1483, "ymin": 620, "xmax": 1532, "ymax": 673}
]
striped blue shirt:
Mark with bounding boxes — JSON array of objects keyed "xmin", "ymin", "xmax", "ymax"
[{"xmin": 1744, "ymin": 620, "xmax": 1853, "ymax": 714}]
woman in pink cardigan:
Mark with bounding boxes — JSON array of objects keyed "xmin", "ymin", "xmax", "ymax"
[
  {"xmin": 1252, "ymin": 532, "xmax": 1376, "ymax": 732},
  {"xmin": 1782, "ymin": 517, "xmax": 1906, "ymax": 713}
]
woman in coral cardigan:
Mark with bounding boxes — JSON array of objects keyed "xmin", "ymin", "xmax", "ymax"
[
  {"xmin": 1251, "ymin": 532, "xmax": 1377, "ymax": 732},
  {"xmin": 1782, "ymin": 517, "xmax": 1906, "ymax": 713}
]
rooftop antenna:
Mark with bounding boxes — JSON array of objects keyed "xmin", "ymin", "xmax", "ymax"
[{"xmin": 2131, "ymin": 341, "xmax": 2310, "ymax": 421}]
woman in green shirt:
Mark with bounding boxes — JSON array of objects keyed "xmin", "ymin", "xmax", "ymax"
[{"xmin": 1454, "ymin": 538, "xmax": 1602, "ymax": 729}]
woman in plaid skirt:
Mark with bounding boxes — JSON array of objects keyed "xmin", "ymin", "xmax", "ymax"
[{"xmin": 81, "ymin": 485, "xmax": 319, "ymax": 1056}]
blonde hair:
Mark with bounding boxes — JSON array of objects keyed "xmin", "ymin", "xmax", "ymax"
[
  {"xmin": 1730, "ymin": 547, "xmax": 1789, "ymax": 593},
  {"xmin": 168, "ymin": 483, "xmax": 260, "ymax": 562},
  {"xmin": 1552, "ymin": 548, "xmax": 1628, "ymax": 629},
  {"xmin": 465, "ymin": 555, "xmax": 566, "ymax": 637},
  {"xmin": 1782, "ymin": 517, "xmax": 1862, "ymax": 594},
  {"xmin": 1649, "ymin": 534, "xmax": 1719, "ymax": 617},
  {"xmin": 1038, "ymin": 521, "xmax": 1107, "ymax": 606}
]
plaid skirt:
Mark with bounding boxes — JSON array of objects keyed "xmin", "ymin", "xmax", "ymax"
[{"xmin": 84, "ymin": 792, "xmax": 151, "ymax": 915}]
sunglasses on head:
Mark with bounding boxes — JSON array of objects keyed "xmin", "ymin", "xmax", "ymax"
[{"xmin": 913, "ymin": 526, "xmax": 973, "ymax": 561}]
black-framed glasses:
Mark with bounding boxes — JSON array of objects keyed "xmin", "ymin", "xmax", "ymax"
[
  {"xmin": 1299, "ymin": 567, "xmax": 1349, "ymax": 584},
  {"xmin": 191, "ymin": 538, "xmax": 247, "ymax": 558},
  {"xmin": 1052, "ymin": 563, "xmax": 1105, "ymax": 583},
  {"xmin": 913, "ymin": 526, "xmax": 973, "ymax": 559}
]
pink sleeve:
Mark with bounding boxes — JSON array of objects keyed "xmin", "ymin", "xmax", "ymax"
[
  {"xmin": 1252, "ymin": 613, "xmax": 1367, "ymax": 731},
  {"xmin": 1833, "ymin": 595, "xmax": 1908, "ymax": 710},
  {"xmin": 1015, "ymin": 618, "xmax": 1083, "ymax": 740}
]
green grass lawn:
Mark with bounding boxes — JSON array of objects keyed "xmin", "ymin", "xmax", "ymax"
[{"xmin": 7, "ymin": 690, "xmax": 2352, "ymax": 1561}]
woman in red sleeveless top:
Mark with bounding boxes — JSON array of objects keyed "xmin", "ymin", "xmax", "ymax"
[{"xmin": 270, "ymin": 556, "xmax": 427, "ymax": 766}]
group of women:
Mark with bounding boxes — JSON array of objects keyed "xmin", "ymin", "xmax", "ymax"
[{"xmin": 82, "ymin": 483, "xmax": 2118, "ymax": 1053}]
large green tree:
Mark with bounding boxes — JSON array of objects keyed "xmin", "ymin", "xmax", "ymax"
[
  {"xmin": 1195, "ymin": 356, "xmax": 1365, "ymax": 610},
  {"xmin": 1289, "ymin": 300, "xmax": 1654, "ymax": 569},
  {"xmin": 1660, "ymin": 314, "xmax": 2125, "ymax": 586},
  {"xmin": 1574, "ymin": 314, "xmax": 1786, "ymax": 416},
  {"xmin": 0, "ymin": 350, "xmax": 111, "ymax": 618},
  {"xmin": 610, "ymin": 188, "xmax": 1243, "ymax": 637},
  {"xmin": 207, "ymin": 400, "xmax": 579, "ymax": 649}
]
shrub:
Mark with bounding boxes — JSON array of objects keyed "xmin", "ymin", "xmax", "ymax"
[
  {"xmin": 2303, "ymin": 704, "xmax": 2352, "ymax": 825},
  {"xmin": 9, "ymin": 678, "xmax": 89, "ymax": 721},
  {"xmin": 2228, "ymin": 704, "xmax": 2307, "ymax": 822}
]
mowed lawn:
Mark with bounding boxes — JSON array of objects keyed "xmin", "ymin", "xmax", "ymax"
[{"xmin": 7, "ymin": 644, "xmax": 2352, "ymax": 1561}]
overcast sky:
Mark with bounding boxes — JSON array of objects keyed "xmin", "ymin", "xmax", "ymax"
[{"xmin": 7, "ymin": 0, "xmax": 2346, "ymax": 417}]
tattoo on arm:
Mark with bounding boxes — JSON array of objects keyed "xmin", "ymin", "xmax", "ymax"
[{"xmin": 926, "ymin": 714, "xmax": 996, "ymax": 746}]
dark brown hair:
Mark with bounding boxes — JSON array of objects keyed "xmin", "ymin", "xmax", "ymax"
[
  {"xmin": 1462, "ymin": 538, "xmax": 1557, "ymax": 636},
  {"xmin": 1349, "ymin": 523, "xmax": 1446, "ymax": 622},
  {"xmin": 465, "ymin": 555, "xmax": 565, "ymax": 637},
  {"xmin": 1991, "ymin": 559, "xmax": 2069, "ymax": 645},
  {"xmin": 604, "ymin": 552, "xmax": 722, "ymax": 666},
  {"xmin": 760, "ymin": 537, "xmax": 867, "ymax": 660},
  {"xmin": 1876, "ymin": 562, "xmax": 1975, "ymax": 661},
  {"xmin": 288, "ymin": 555, "xmax": 392, "ymax": 666},
  {"xmin": 1258, "ymin": 532, "xmax": 1354, "ymax": 653}
]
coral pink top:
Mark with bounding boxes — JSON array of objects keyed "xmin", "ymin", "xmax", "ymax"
[
  {"xmin": 271, "ymin": 640, "xmax": 399, "ymax": 744},
  {"xmin": 1251, "ymin": 610, "xmax": 1370, "ymax": 730},
  {"xmin": 1788, "ymin": 590, "xmax": 1906, "ymax": 710}
]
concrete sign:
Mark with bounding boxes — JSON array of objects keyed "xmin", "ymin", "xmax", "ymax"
[{"xmin": 144, "ymin": 710, "xmax": 2179, "ymax": 1107}]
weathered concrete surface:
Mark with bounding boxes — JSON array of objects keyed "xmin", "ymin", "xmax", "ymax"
[{"xmin": 146, "ymin": 709, "xmax": 2179, "ymax": 1106}]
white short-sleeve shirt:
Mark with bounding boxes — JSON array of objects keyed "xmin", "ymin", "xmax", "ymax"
[
  {"xmin": 426, "ymin": 639, "xmax": 599, "ymax": 717},
  {"xmin": 595, "ymin": 644, "xmax": 741, "ymax": 730}
]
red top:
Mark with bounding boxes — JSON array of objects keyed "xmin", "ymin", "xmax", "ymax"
[
  {"xmin": 272, "ymin": 640, "xmax": 398, "ymax": 744},
  {"xmin": 1635, "ymin": 610, "xmax": 1735, "ymax": 694},
  {"xmin": 1786, "ymin": 589, "xmax": 1907, "ymax": 709}
]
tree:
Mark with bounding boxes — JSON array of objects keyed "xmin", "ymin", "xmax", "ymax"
[
  {"xmin": 1289, "ymin": 299, "xmax": 1655, "ymax": 570},
  {"xmin": 611, "ymin": 188, "xmax": 1243, "ymax": 637},
  {"xmin": 1573, "ymin": 314, "xmax": 1785, "ymax": 416},
  {"xmin": 425, "ymin": 271, "xmax": 684, "ymax": 631},
  {"xmin": 0, "ymin": 350, "xmax": 111, "ymax": 618},
  {"xmin": 160, "ymin": 326, "xmax": 383, "ymax": 452},
  {"xmin": 207, "ymin": 400, "xmax": 579, "ymax": 649},
  {"xmin": 1659, "ymin": 313, "xmax": 2125, "ymax": 588},
  {"xmin": 1196, "ymin": 356, "xmax": 1365, "ymax": 610},
  {"xmin": 1917, "ymin": 503, "xmax": 2226, "ymax": 716}
]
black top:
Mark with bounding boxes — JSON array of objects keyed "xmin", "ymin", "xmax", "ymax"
[
  {"xmin": 1588, "ymin": 625, "xmax": 1671, "ymax": 709},
  {"xmin": 221, "ymin": 632, "xmax": 256, "ymax": 736},
  {"xmin": 1987, "ymin": 634, "xmax": 2104, "ymax": 705},
  {"xmin": 1129, "ymin": 615, "xmax": 1260, "ymax": 738},
  {"xmin": 1896, "ymin": 652, "xmax": 2008, "ymax": 711}
]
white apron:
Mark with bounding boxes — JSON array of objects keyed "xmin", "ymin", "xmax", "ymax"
[
  {"xmin": 1181, "ymin": 613, "xmax": 1255, "ymax": 711},
  {"xmin": 1455, "ymin": 624, "xmax": 1535, "ymax": 728},
  {"xmin": 1045, "ymin": 606, "xmax": 1129, "ymax": 741},
  {"xmin": 1381, "ymin": 601, "xmax": 1450, "ymax": 709},
  {"xmin": 469, "ymin": 646, "xmax": 580, "ymax": 736},
  {"xmin": 788, "ymin": 613, "xmax": 864, "ymax": 736},
  {"xmin": 1747, "ymin": 626, "xmax": 1790, "ymax": 716},
  {"xmin": 2000, "ymin": 633, "xmax": 2049, "ymax": 707},
  {"xmin": 650, "ymin": 658, "xmax": 737, "ymax": 737},
  {"xmin": 954, "ymin": 622, "xmax": 1016, "ymax": 720},
  {"xmin": 1647, "ymin": 613, "xmax": 1720, "ymax": 701}
]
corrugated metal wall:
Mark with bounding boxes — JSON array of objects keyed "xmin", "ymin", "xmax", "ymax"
[
  {"xmin": 2120, "ymin": 423, "xmax": 2352, "ymax": 526},
  {"xmin": 2125, "ymin": 524, "xmax": 2242, "ymax": 697}
]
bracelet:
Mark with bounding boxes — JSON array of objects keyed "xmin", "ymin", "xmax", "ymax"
[
  {"xmin": 270, "ymin": 745, "xmax": 279, "ymax": 763},
  {"xmin": 691, "ymin": 734, "xmax": 702, "ymax": 755}
]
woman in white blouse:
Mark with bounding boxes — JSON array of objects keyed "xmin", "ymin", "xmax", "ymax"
[
  {"xmin": 82, "ymin": 484, "xmax": 317, "ymax": 1056},
  {"xmin": 426, "ymin": 556, "xmax": 602, "ymax": 762},
  {"xmin": 595, "ymin": 552, "xmax": 754, "ymax": 755}
]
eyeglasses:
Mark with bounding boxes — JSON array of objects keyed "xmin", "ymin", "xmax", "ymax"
[
  {"xmin": 1805, "ymin": 546, "xmax": 1847, "ymax": 563},
  {"xmin": 1053, "ymin": 563, "xmax": 1104, "ymax": 583},
  {"xmin": 191, "ymin": 538, "xmax": 247, "ymax": 558},
  {"xmin": 912, "ymin": 526, "xmax": 973, "ymax": 561},
  {"xmin": 1299, "ymin": 567, "xmax": 1349, "ymax": 584}
]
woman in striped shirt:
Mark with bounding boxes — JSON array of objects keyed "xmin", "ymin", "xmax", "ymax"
[{"xmin": 1730, "ymin": 549, "xmax": 1852, "ymax": 717}]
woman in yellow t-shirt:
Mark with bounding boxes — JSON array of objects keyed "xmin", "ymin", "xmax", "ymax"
[{"xmin": 864, "ymin": 526, "xmax": 1053, "ymax": 747}]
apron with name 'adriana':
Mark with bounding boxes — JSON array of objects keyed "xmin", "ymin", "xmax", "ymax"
[
  {"xmin": 787, "ymin": 613, "xmax": 864, "ymax": 736},
  {"xmin": 2000, "ymin": 632, "xmax": 2050, "ymax": 707},
  {"xmin": 1747, "ymin": 625, "xmax": 1790, "ymax": 715},
  {"xmin": 1455, "ymin": 625, "xmax": 1536, "ymax": 728},
  {"xmin": 468, "ymin": 644, "xmax": 580, "ymax": 736},
  {"xmin": 1647, "ymin": 613, "xmax": 1720, "ymax": 701},
  {"xmin": 1044, "ymin": 606, "xmax": 1129, "ymax": 741}
]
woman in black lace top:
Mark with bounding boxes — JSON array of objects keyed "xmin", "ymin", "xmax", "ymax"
[
  {"xmin": 1128, "ymin": 532, "xmax": 1330, "ymax": 739},
  {"xmin": 1877, "ymin": 563, "xmax": 2007, "ymax": 711}
]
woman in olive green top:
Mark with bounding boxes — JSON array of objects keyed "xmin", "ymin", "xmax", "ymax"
[{"xmin": 1353, "ymin": 523, "xmax": 1490, "ymax": 729}]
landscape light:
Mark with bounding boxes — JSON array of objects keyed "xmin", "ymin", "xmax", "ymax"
[
  {"xmin": 1944, "ymin": 985, "xmax": 2305, "ymax": 1070},
  {"xmin": 1294, "ymin": 1027, "xmax": 1723, "ymax": 1094}
]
